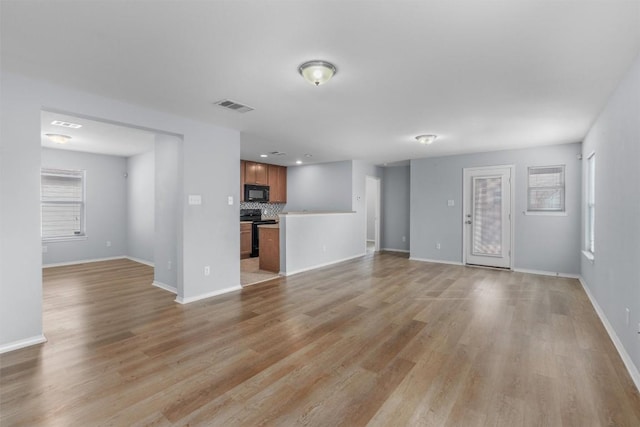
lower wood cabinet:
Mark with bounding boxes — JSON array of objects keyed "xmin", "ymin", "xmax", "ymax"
[
  {"xmin": 259, "ymin": 226, "xmax": 280, "ymax": 272},
  {"xmin": 240, "ymin": 222, "xmax": 252, "ymax": 259}
]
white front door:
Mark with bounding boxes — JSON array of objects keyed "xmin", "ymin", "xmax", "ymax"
[{"xmin": 463, "ymin": 166, "xmax": 513, "ymax": 269}]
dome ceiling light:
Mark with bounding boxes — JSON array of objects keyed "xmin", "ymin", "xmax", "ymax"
[
  {"xmin": 298, "ymin": 60, "xmax": 337, "ymax": 86},
  {"xmin": 46, "ymin": 133, "xmax": 72, "ymax": 144},
  {"xmin": 416, "ymin": 135, "xmax": 437, "ymax": 145}
]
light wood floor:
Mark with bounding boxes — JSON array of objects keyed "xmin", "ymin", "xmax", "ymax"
[{"xmin": 2, "ymin": 254, "xmax": 639, "ymax": 426}]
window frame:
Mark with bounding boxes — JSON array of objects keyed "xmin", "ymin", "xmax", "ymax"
[
  {"xmin": 41, "ymin": 168, "xmax": 87, "ymax": 242},
  {"xmin": 583, "ymin": 152, "xmax": 595, "ymax": 260},
  {"xmin": 526, "ymin": 164, "xmax": 566, "ymax": 214}
]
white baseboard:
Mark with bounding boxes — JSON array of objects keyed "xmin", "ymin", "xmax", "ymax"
[
  {"xmin": 0, "ymin": 334, "xmax": 47, "ymax": 354},
  {"xmin": 152, "ymin": 280, "xmax": 177, "ymax": 294},
  {"xmin": 43, "ymin": 255, "xmax": 155, "ymax": 268},
  {"xmin": 513, "ymin": 268, "xmax": 580, "ymax": 279},
  {"xmin": 126, "ymin": 256, "xmax": 154, "ymax": 267},
  {"xmin": 43, "ymin": 256, "xmax": 126, "ymax": 268},
  {"xmin": 578, "ymin": 276, "xmax": 640, "ymax": 393},
  {"xmin": 175, "ymin": 285, "xmax": 242, "ymax": 304},
  {"xmin": 409, "ymin": 257, "xmax": 463, "ymax": 266},
  {"xmin": 382, "ymin": 248, "xmax": 410, "ymax": 253},
  {"xmin": 282, "ymin": 253, "xmax": 365, "ymax": 277}
]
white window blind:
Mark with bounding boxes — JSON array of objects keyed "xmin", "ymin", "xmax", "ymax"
[
  {"xmin": 586, "ymin": 154, "xmax": 595, "ymax": 254},
  {"xmin": 41, "ymin": 168, "xmax": 85, "ymax": 239},
  {"xmin": 527, "ymin": 165, "xmax": 565, "ymax": 212}
]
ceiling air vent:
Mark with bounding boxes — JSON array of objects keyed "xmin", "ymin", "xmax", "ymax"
[
  {"xmin": 213, "ymin": 99, "xmax": 254, "ymax": 113},
  {"xmin": 269, "ymin": 151, "xmax": 287, "ymax": 156}
]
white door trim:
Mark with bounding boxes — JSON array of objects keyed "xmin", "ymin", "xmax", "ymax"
[
  {"xmin": 462, "ymin": 165, "xmax": 515, "ymax": 269},
  {"xmin": 365, "ymin": 175, "xmax": 382, "ymax": 253}
]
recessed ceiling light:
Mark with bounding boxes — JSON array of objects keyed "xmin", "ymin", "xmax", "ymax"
[
  {"xmin": 296, "ymin": 160, "xmax": 303, "ymax": 164},
  {"xmin": 51, "ymin": 120, "xmax": 82, "ymax": 129},
  {"xmin": 416, "ymin": 134, "xmax": 437, "ymax": 145},
  {"xmin": 45, "ymin": 133, "xmax": 72, "ymax": 144},
  {"xmin": 260, "ymin": 154, "xmax": 268, "ymax": 158},
  {"xmin": 298, "ymin": 60, "xmax": 337, "ymax": 86}
]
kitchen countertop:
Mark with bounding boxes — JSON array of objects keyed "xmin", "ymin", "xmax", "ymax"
[
  {"xmin": 257, "ymin": 224, "xmax": 279, "ymax": 229},
  {"xmin": 240, "ymin": 221, "xmax": 253, "ymax": 224}
]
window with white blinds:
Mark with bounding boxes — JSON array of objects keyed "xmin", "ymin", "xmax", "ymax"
[
  {"xmin": 527, "ymin": 165, "xmax": 565, "ymax": 212},
  {"xmin": 41, "ymin": 168, "xmax": 85, "ymax": 239}
]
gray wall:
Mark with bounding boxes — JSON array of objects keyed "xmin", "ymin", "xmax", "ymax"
[
  {"xmin": 366, "ymin": 177, "xmax": 376, "ymax": 240},
  {"xmin": 0, "ymin": 71, "xmax": 240, "ymax": 349},
  {"xmin": 410, "ymin": 142, "xmax": 582, "ymax": 274},
  {"xmin": 382, "ymin": 165, "xmax": 410, "ymax": 251},
  {"xmin": 154, "ymin": 134, "xmax": 181, "ymax": 290},
  {"xmin": 285, "ymin": 161, "xmax": 353, "ymax": 212},
  {"xmin": 581, "ymin": 54, "xmax": 640, "ymax": 375},
  {"xmin": 41, "ymin": 148, "xmax": 128, "ymax": 265},
  {"xmin": 126, "ymin": 149, "xmax": 154, "ymax": 264}
]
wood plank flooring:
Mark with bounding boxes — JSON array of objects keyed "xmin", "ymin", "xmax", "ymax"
[{"xmin": 1, "ymin": 254, "xmax": 639, "ymax": 426}]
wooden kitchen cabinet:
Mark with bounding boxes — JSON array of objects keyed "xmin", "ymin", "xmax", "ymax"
[
  {"xmin": 240, "ymin": 160, "xmax": 246, "ymax": 202},
  {"xmin": 240, "ymin": 222, "xmax": 252, "ymax": 259},
  {"xmin": 267, "ymin": 164, "xmax": 287, "ymax": 203},
  {"xmin": 259, "ymin": 225, "xmax": 280, "ymax": 272},
  {"xmin": 240, "ymin": 160, "xmax": 286, "ymax": 203},
  {"xmin": 244, "ymin": 161, "xmax": 268, "ymax": 185}
]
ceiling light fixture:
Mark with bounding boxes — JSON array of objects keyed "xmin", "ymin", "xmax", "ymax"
[
  {"xmin": 51, "ymin": 120, "xmax": 82, "ymax": 129},
  {"xmin": 416, "ymin": 134, "xmax": 437, "ymax": 145},
  {"xmin": 296, "ymin": 160, "xmax": 303, "ymax": 164},
  {"xmin": 260, "ymin": 154, "xmax": 268, "ymax": 158},
  {"xmin": 304, "ymin": 154, "xmax": 313, "ymax": 158},
  {"xmin": 298, "ymin": 60, "xmax": 337, "ymax": 86},
  {"xmin": 45, "ymin": 133, "xmax": 72, "ymax": 144}
]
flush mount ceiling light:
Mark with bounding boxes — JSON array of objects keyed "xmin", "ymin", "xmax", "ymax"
[
  {"xmin": 298, "ymin": 60, "xmax": 337, "ymax": 86},
  {"xmin": 45, "ymin": 133, "xmax": 72, "ymax": 144},
  {"xmin": 416, "ymin": 134, "xmax": 437, "ymax": 145},
  {"xmin": 260, "ymin": 154, "xmax": 268, "ymax": 158}
]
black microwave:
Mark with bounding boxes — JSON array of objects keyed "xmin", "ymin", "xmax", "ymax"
[{"xmin": 244, "ymin": 184, "xmax": 269, "ymax": 202}]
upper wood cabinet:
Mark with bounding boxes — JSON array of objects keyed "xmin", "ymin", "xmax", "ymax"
[
  {"xmin": 240, "ymin": 160, "xmax": 287, "ymax": 203},
  {"xmin": 240, "ymin": 160, "xmax": 246, "ymax": 202},
  {"xmin": 244, "ymin": 161, "xmax": 268, "ymax": 185},
  {"xmin": 268, "ymin": 164, "xmax": 287, "ymax": 203}
]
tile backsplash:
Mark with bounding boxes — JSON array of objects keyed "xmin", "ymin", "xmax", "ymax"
[{"xmin": 240, "ymin": 202, "xmax": 285, "ymax": 219}]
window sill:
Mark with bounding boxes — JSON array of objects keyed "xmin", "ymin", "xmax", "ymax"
[
  {"xmin": 582, "ymin": 250, "xmax": 595, "ymax": 263},
  {"xmin": 43, "ymin": 235, "xmax": 88, "ymax": 243},
  {"xmin": 524, "ymin": 211, "xmax": 567, "ymax": 216}
]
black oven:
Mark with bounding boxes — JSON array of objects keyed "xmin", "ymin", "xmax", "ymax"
[{"xmin": 244, "ymin": 184, "xmax": 269, "ymax": 202}]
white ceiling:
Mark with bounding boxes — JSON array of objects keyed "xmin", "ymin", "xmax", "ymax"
[
  {"xmin": 3, "ymin": 1, "xmax": 640, "ymax": 166},
  {"xmin": 41, "ymin": 111, "xmax": 155, "ymax": 157}
]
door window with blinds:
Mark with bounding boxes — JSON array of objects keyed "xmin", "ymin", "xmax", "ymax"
[
  {"xmin": 527, "ymin": 165, "xmax": 565, "ymax": 212},
  {"xmin": 41, "ymin": 168, "xmax": 86, "ymax": 239}
]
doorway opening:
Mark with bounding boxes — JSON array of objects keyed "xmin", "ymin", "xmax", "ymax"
[
  {"xmin": 365, "ymin": 176, "xmax": 381, "ymax": 254},
  {"xmin": 462, "ymin": 165, "xmax": 514, "ymax": 269},
  {"xmin": 40, "ymin": 109, "xmax": 182, "ymax": 294}
]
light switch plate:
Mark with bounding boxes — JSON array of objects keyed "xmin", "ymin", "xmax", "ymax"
[
  {"xmin": 188, "ymin": 194, "xmax": 202, "ymax": 205},
  {"xmin": 447, "ymin": 200, "xmax": 455, "ymax": 207},
  {"xmin": 228, "ymin": 196, "xmax": 234, "ymax": 205}
]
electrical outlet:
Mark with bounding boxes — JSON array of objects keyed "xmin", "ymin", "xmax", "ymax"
[
  {"xmin": 626, "ymin": 308, "xmax": 630, "ymax": 326},
  {"xmin": 322, "ymin": 245, "xmax": 327, "ymax": 253},
  {"xmin": 436, "ymin": 242, "xmax": 441, "ymax": 250},
  {"xmin": 106, "ymin": 241, "xmax": 111, "ymax": 247},
  {"xmin": 167, "ymin": 260, "xmax": 172, "ymax": 270},
  {"xmin": 402, "ymin": 236, "xmax": 406, "ymax": 242},
  {"xmin": 204, "ymin": 266, "xmax": 211, "ymax": 276}
]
